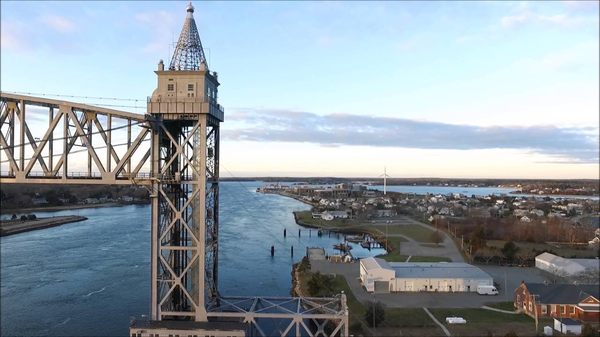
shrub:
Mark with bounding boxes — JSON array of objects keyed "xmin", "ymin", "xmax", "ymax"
[{"xmin": 307, "ymin": 272, "xmax": 335, "ymax": 297}]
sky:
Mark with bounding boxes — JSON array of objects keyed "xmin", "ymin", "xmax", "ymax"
[{"xmin": 1, "ymin": 1, "xmax": 599, "ymax": 179}]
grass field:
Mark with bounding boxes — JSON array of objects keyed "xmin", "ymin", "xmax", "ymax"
[
  {"xmin": 325, "ymin": 275, "xmax": 443, "ymax": 332},
  {"xmin": 366, "ymin": 224, "xmax": 436, "ymax": 242},
  {"xmin": 486, "ymin": 301, "xmax": 516, "ymax": 311},
  {"xmin": 429, "ymin": 308, "xmax": 537, "ymax": 336},
  {"xmin": 384, "ymin": 308, "xmax": 437, "ymax": 328},
  {"xmin": 295, "ymin": 211, "xmax": 437, "ymax": 243},
  {"xmin": 295, "ymin": 211, "xmax": 355, "ymax": 230},
  {"xmin": 331, "ymin": 275, "xmax": 365, "ymax": 318},
  {"xmin": 378, "ymin": 253, "xmax": 451, "ymax": 263},
  {"xmin": 428, "ymin": 308, "xmax": 532, "ymax": 324}
]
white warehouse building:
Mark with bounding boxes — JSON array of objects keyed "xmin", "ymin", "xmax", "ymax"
[
  {"xmin": 535, "ymin": 252, "xmax": 599, "ymax": 277},
  {"xmin": 360, "ymin": 257, "xmax": 494, "ymax": 293}
]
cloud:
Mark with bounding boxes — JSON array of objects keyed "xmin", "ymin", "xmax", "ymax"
[
  {"xmin": 224, "ymin": 109, "xmax": 599, "ymax": 164},
  {"xmin": 40, "ymin": 15, "xmax": 75, "ymax": 33},
  {"xmin": 135, "ymin": 10, "xmax": 176, "ymax": 54},
  {"xmin": 515, "ymin": 41, "xmax": 599, "ymax": 72},
  {"xmin": 499, "ymin": 5, "xmax": 591, "ymax": 29},
  {"xmin": 540, "ymin": 43, "xmax": 596, "ymax": 71},
  {"xmin": 0, "ymin": 23, "xmax": 29, "ymax": 52},
  {"xmin": 563, "ymin": 0, "xmax": 600, "ymax": 11}
]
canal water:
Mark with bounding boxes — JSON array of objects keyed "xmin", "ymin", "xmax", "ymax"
[{"xmin": 0, "ymin": 181, "xmax": 380, "ymax": 337}]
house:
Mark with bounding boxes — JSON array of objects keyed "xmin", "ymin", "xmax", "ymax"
[
  {"xmin": 84, "ymin": 198, "xmax": 100, "ymax": 204},
  {"xmin": 514, "ymin": 209, "xmax": 528, "ymax": 217},
  {"xmin": 530, "ymin": 209, "xmax": 545, "ymax": 217},
  {"xmin": 375, "ymin": 209, "xmax": 395, "ymax": 218},
  {"xmin": 514, "ymin": 282, "xmax": 599, "ymax": 323},
  {"xmin": 31, "ymin": 196, "xmax": 48, "ymax": 205},
  {"xmin": 320, "ymin": 210, "xmax": 349, "ymax": 221}
]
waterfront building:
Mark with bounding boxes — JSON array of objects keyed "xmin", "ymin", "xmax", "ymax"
[{"xmin": 359, "ymin": 257, "xmax": 493, "ymax": 293}]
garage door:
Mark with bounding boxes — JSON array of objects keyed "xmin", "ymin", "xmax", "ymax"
[{"xmin": 374, "ymin": 281, "xmax": 389, "ymax": 293}]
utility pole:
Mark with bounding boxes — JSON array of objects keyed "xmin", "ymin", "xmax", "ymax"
[
  {"xmin": 531, "ymin": 294, "xmax": 540, "ymax": 333},
  {"xmin": 372, "ymin": 295, "xmax": 375, "ymax": 329},
  {"xmin": 504, "ymin": 271, "xmax": 508, "ymax": 300},
  {"xmin": 386, "ymin": 221, "xmax": 388, "ymax": 252}
]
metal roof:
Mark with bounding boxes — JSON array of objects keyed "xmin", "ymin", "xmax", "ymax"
[
  {"xmin": 555, "ymin": 318, "xmax": 582, "ymax": 326},
  {"xmin": 360, "ymin": 257, "xmax": 391, "ymax": 271},
  {"xmin": 169, "ymin": 2, "xmax": 208, "ymax": 71},
  {"xmin": 536, "ymin": 252, "xmax": 599, "ymax": 271},
  {"xmin": 389, "ymin": 262, "xmax": 493, "ymax": 280}
]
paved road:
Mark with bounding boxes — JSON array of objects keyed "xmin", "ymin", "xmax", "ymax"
[
  {"xmin": 374, "ymin": 216, "xmax": 465, "ymax": 262},
  {"xmin": 311, "ymin": 260, "xmax": 556, "ymax": 308},
  {"xmin": 423, "ymin": 307, "xmax": 451, "ymax": 336},
  {"xmin": 478, "ymin": 265, "xmax": 553, "ymax": 300}
]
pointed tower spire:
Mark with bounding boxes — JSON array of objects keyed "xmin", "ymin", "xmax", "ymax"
[{"xmin": 169, "ymin": 2, "xmax": 208, "ymax": 71}]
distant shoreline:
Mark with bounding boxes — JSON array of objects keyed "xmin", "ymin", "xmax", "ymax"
[
  {"xmin": 0, "ymin": 215, "xmax": 88, "ymax": 236},
  {"xmin": 0, "ymin": 202, "xmax": 149, "ymax": 215}
]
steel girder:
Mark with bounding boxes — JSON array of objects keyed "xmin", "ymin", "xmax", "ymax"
[
  {"xmin": 0, "ymin": 93, "xmax": 152, "ymax": 185},
  {"xmin": 206, "ymin": 295, "xmax": 349, "ymax": 337}
]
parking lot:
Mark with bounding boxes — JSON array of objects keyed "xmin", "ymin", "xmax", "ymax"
[{"xmin": 311, "ymin": 260, "xmax": 555, "ymax": 308}]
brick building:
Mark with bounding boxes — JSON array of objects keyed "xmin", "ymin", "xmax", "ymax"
[{"xmin": 514, "ymin": 282, "xmax": 599, "ymax": 323}]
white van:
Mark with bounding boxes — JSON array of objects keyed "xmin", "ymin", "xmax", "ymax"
[{"xmin": 477, "ymin": 285, "xmax": 499, "ymax": 295}]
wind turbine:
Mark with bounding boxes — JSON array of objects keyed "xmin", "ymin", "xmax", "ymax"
[{"xmin": 379, "ymin": 167, "xmax": 390, "ymax": 195}]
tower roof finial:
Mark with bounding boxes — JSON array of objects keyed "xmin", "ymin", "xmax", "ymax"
[{"xmin": 169, "ymin": 1, "xmax": 207, "ymax": 71}]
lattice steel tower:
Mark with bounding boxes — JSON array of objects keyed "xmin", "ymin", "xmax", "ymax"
[{"xmin": 146, "ymin": 2, "xmax": 223, "ymax": 323}]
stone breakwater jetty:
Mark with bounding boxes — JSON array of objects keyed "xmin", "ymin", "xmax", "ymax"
[{"xmin": 0, "ymin": 215, "xmax": 88, "ymax": 236}]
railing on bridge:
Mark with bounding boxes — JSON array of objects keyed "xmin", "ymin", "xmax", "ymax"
[{"xmin": 0, "ymin": 92, "xmax": 152, "ymax": 185}]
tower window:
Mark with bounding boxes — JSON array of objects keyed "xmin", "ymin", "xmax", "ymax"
[
  {"xmin": 168, "ymin": 84, "xmax": 174, "ymax": 91},
  {"xmin": 188, "ymin": 84, "xmax": 194, "ymax": 91}
]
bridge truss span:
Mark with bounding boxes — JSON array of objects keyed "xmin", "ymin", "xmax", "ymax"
[
  {"xmin": 0, "ymin": 93, "xmax": 152, "ymax": 185},
  {"xmin": 207, "ymin": 294, "xmax": 349, "ymax": 337}
]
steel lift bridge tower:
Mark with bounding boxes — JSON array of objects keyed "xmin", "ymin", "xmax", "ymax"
[{"xmin": 0, "ymin": 3, "xmax": 347, "ymax": 337}]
